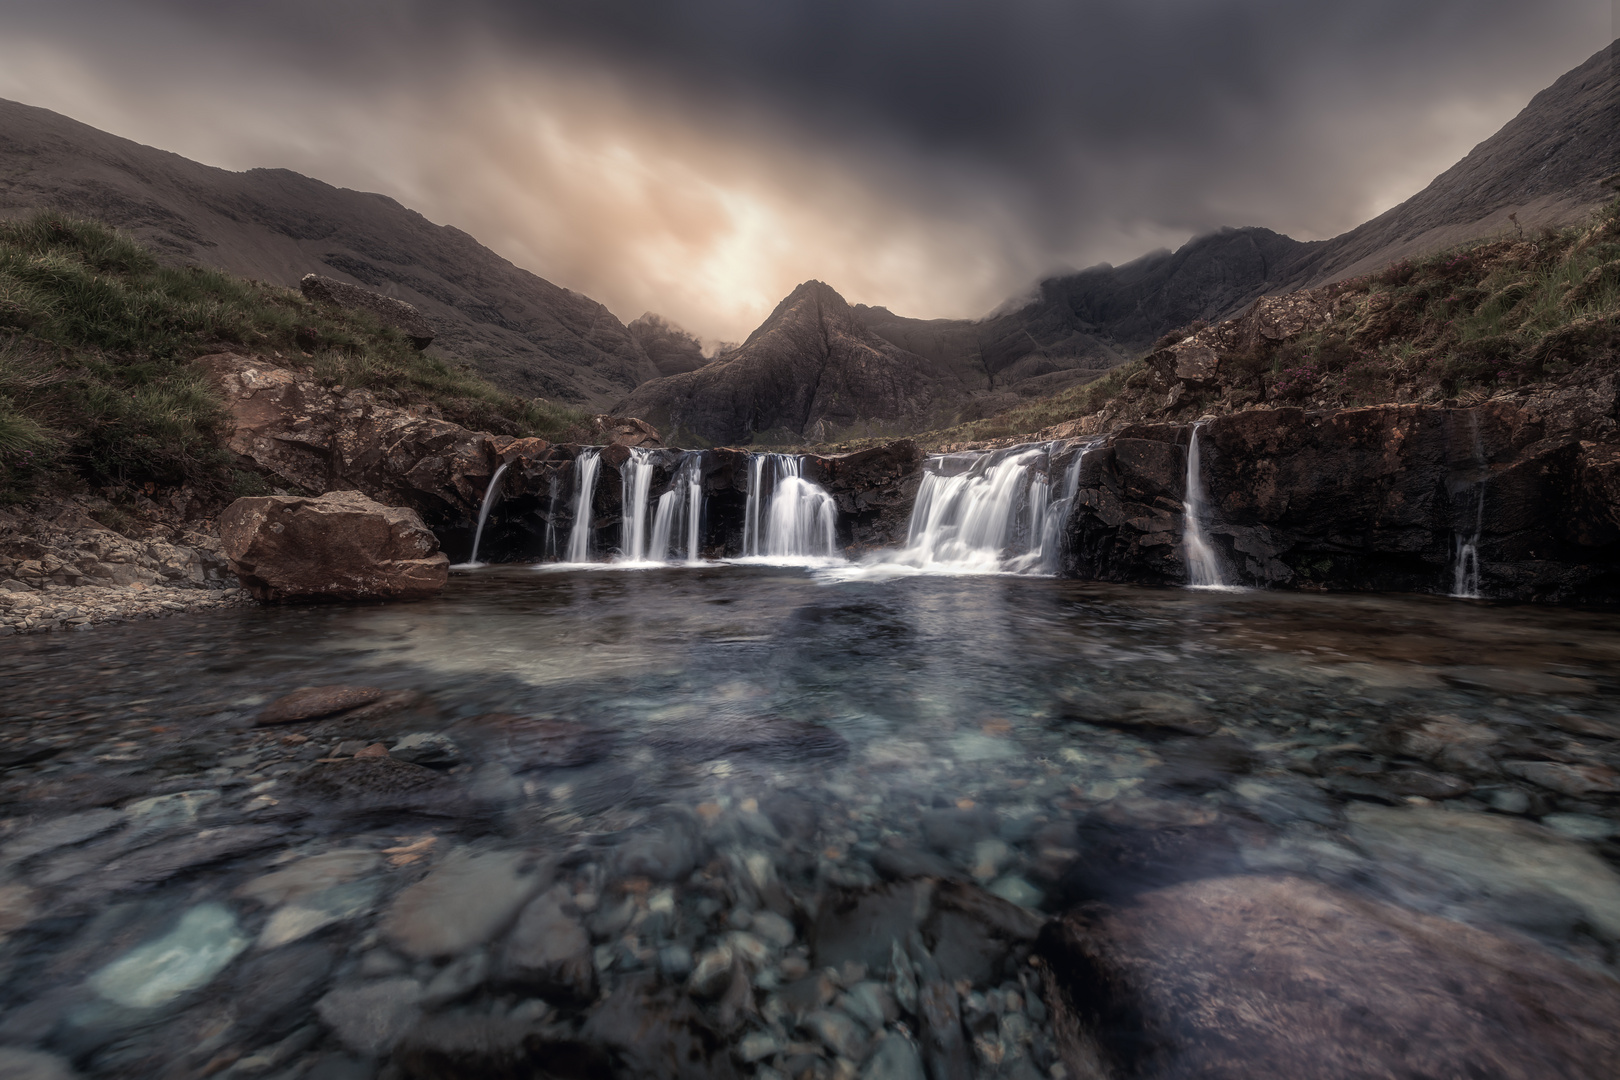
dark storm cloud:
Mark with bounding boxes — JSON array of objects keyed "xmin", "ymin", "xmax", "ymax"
[{"xmin": 0, "ymin": 1, "xmax": 1612, "ymax": 338}]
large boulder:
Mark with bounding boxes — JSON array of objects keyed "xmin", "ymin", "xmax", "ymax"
[
  {"xmin": 220, "ymin": 491, "xmax": 448, "ymax": 601},
  {"xmin": 1039, "ymin": 873, "xmax": 1620, "ymax": 1079}
]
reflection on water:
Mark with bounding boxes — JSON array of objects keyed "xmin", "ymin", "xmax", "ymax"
[{"xmin": 1, "ymin": 570, "xmax": 1618, "ymax": 1077}]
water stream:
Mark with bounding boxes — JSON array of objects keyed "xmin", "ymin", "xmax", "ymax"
[
  {"xmin": 648, "ymin": 452, "xmax": 705, "ymax": 563},
  {"xmin": 456, "ymin": 462, "xmax": 509, "ymax": 569},
  {"xmin": 618, "ymin": 448, "xmax": 657, "ymax": 563},
  {"xmin": 1451, "ymin": 413, "xmax": 1487, "ymax": 599},
  {"xmin": 564, "ymin": 449, "xmax": 601, "ymax": 564},
  {"xmin": 742, "ymin": 453, "xmax": 839, "ymax": 561},
  {"xmin": 1182, "ymin": 423, "xmax": 1228, "ymax": 588}
]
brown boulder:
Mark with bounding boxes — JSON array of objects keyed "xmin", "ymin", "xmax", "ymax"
[
  {"xmin": 220, "ymin": 491, "xmax": 448, "ymax": 601},
  {"xmin": 255, "ymin": 685, "xmax": 394, "ymax": 725},
  {"xmin": 1040, "ymin": 873, "xmax": 1620, "ymax": 1079},
  {"xmin": 590, "ymin": 415, "xmax": 662, "ymax": 448}
]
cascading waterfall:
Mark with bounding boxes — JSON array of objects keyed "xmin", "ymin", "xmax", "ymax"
[
  {"xmin": 888, "ymin": 441, "xmax": 1084, "ymax": 574},
  {"xmin": 543, "ymin": 474, "xmax": 561, "ymax": 561},
  {"xmin": 1182, "ymin": 424, "xmax": 1227, "ymax": 588},
  {"xmin": 619, "ymin": 448, "xmax": 658, "ymax": 562},
  {"xmin": 564, "ymin": 449, "xmax": 601, "ymax": 563},
  {"xmin": 1451, "ymin": 413, "xmax": 1486, "ymax": 599},
  {"xmin": 742, "ymin": 454, "xmax": 839, "ymax": 560},
  {"xmin": 458, "ymin": 462, "xmax": 508, "ymax": 567},
  {"xmin": 649, "ymin": 453, "xmax": 705, "ymax": 563}
]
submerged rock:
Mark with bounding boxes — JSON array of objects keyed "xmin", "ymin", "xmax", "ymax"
[
  {"xmin": 255, "ymin": 686, "xmax": 401, "ymax": 726},
  {"xmin": 89, "ymin": 903, "xmax": 249, "ymax": 1009},
  {"xmin": 1040, "ymin": 873, "xmax": 1620, "ymax": 1079},
  {"xmin": 381, "ymin": 849, "xmax": 547, "ymax": 960},
  {"xmin": 220, "ymin": 491, "xmax": 448, "ymax": 602}
]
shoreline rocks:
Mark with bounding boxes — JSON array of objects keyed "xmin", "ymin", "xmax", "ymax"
[{"xmin": 220, "ymin": 491, "xmax": 448, "ymax": 602}]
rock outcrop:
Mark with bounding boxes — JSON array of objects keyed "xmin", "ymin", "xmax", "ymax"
[
  {"xmin": 220, "ymin": 491, "xmax": 449, "ymax": 601},
  {"xmin": 1063, "ymin": 393, "xmax": 1620, "ymax": 602},
  {"xmin": 1039, "ymin": 873, "xmax": 1620, "ymax": 1079},
  {"xmin": 300, "ymin": 274, "xmax": 435, "ymax": 349}
]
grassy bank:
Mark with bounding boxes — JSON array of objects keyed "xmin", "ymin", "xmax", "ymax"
[{"xmin": 0, "ymin": 214, "xmax": 588, "ymax": 503}]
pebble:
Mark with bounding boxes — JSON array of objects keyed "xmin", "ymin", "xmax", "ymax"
[
  {"xmin": 862, "ymin": 1033, "xmax": 925, "ymax": 1080},
  {"xmin": 0, "ymin": 583, "xmax": 248, "ymax": 634},
  {"xmin": 0, "ymin": 1047, "xmax": 78, "ymax": 1080},
  {"xmin": 257, "ymin": 879, "xmax": 382, "ymax": 949},
  {"xmin": 314, "ymin": 977, "xmax": 424, "ymax": 1056},
  {"xmin": 803, "ymin": 1008, "xmax": 868, "ymax": 1059},
  {"xmin": 89, "ymin": 903, "xmax": 249, "ymax": 1009},
  {"xmin": 752, "ymin": 910, "xmax": 796, "ymax": 949},
  {"xmin": 391, "ymin": 732, "xmax": 462, "ymax": 767},
  {"xmin": 987, "ymin": 875, "xmax": 1044, "ymax": 909}
]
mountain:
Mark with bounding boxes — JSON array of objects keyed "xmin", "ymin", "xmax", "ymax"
[
  {"xmin": 0, "ymin": 97, "xmax": 662, "ymax": 409},
  {"xmin": 626, "ymin": 39, "xmax": 1617, "ymax": 444},
  {"xmin": 619, "ymin": 281, "xmax": 969, "ymax": 444}
]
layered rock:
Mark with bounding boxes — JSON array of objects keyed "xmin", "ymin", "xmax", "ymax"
[
  {"xmin": 220, "ymin": 491, "xmax": 449, "ymax": 601},
  {"xmin": 300, "ymin": 274, "xmax": 436, "ymax": 349},
  {"xmin": 1063, "ymin": 396, "xmax": 1620, "ymax": 602}
]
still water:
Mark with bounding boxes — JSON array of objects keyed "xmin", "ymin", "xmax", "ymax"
[{"xmin": 1, "ymin": 569, "xmax": 1617, "ymax": 1078}]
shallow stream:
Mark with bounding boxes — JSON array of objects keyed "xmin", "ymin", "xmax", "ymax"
[{"xmin": 1, "ymin": 568, "xmax": 1618, "ymax": 1077}]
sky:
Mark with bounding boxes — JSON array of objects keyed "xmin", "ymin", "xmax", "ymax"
[{"xmin": 0, "ymin": 1, "xmax": 1614, "ymax": 345}]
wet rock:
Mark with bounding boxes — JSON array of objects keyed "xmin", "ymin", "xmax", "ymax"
[
  {"xmin": 1542, "ymin": 813, "xmax": 1620, "ymax": 840},
  {"xmin": 1380, "ymin": 768, "xmax": 1471, "ymax": 799},
  {"xmin": 812, "ymin": 880, "xmax": 933, "ymax": 976},
  {"xmin": 502, "ymin": 884, "xmax": 594, "ymax": 997},
  {"xmin": 382, "ymin": 849, "xmax": 548, "ymax": 960},
  {"xmin": 258, "ymin": 879, "xmax": 383, "ymax": 949},
  {"xmin": 920, "ymin": 807, "xmax": 997, "ymax": 857},
  {"xmin": 750, "ymin": 910, "xmax": 796, "ymax": 950},
  {"xmin": 1057, "ymin": 818, "xmax": 1240, "ymax": 903},
  {"xmin": 457, "ymin": 714, "xmax": 614, "ymax": 771},
  {"xmin": 226, "ymin": 942, "xmax": 340, "ymax": 1039},
  {"xmin": 775, "ymin": 972, "xmax": 839, "ymax": 1018},
  {"xmin": 69, "ymin": 825, "xmax": 281, "ymax": 897},
  {"xmin": 580, "ymin": 973, "xmax": 739, "ymax": 1079},
  {"xmin": 88, "ymin": 903, "xmax": 249, "ymax": 1009},
  {"xmin": 987, "ymin": 875, "xmax": 1044, "ymax": 909},
  {"xmin": 255, "ymin": 687, "xmax": 398, "ymax": 726},
  {"xmin": 315, "ymin": 976, "xmax": 424, "ymax": 1057},
  {"xmin": 0, "ymin": 1048, "xmax": 78, "ymax": 1079},
  {"xmin": 804, "ymin": 1008, "xmax": 869, "ymax": 1059},
  {"xmin": 221, "ymin": 491, "xmax": 448, "ymax": 602},
  {"xmin": 1039, "ymin": 874, "xmax": 1620, "ymax": 1079},
  {"xmin": 1502, "ymin": 760, "xmax": 1620, "ymax": 797},
  {"xmin": 236, "ymin": 849, "xmax": 384, "ymax": 906},
  {"xmin": 390, "ymin": 732, "xmax": 461, "ymax": 768},
  {"xmin": 395, "ymin": 1011, "xmax": 588, "ymax": 1079},
  {"xmin": 925, "ymin": 880, "xmax": 1044, "ymax": 987},
  {"xmin": 838, "ymin": 982, "xmax": 897, "ymax": 1031},
  {"xmin": 1148, "ymin": 736, "xmax": 1254, "ymax": 793},
  {"xmin": 0, "ymin": 809, "xmax": 124, "ymax": 865},
  {"xmin": 289, "ymin": 756, "xmax": 453, "ymax": 813},
  {"xmin": 872, "ymin": 846, "xmax": 956, "ymax": 881},
  {"xmin": 862, "ymin": 1033, "xmax": 924, "ymax": 1080},
  {"xmin": 615, "ymin": 819, "xmax": 702, "ymax": 882},
  {"xmin": 1548, "ymin": 714, "xmax": 1620, "ymax": 740},
  {"xmin": 1075, "ymin": 692, "xmax": 1217, "ymax": 737},
  {"xmin": 1347, "ymin": 804, "xmax": 1620, "ymax": 939},
  {"xmin": 736, "ymin": 1030, "xmax": 780, "ymax": 1063},
  {"xmin": 918, "ymin": 981, "xmax": 972, "ymax": 1080},
  {"xmin": 0, "ymin": 884, "xmax": 38, "ymax": 943}
]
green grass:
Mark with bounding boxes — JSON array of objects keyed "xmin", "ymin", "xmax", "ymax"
[{"xmin": 0, "ymin": 213, "xmax": 588, "ymax": 502}]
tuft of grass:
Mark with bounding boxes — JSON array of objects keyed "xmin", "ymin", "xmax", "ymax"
[{"xmin": 0, "ymin": 213, "xmax": 590, "ymax": 502}]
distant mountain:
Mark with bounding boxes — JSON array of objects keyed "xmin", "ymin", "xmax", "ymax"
[
  {"xmin": 625, "ymin": 39, "xmax": 1618, "ymax": 444},
  {"xmin": 0, "ymin": 97, "xmax": 662, "ymax": 409},
  {"xmin": 619, "ymin": 281, "xmax": 968, "ymax": 444},
  {"xmin": 626, "ymin": 313, "xmax": 708, "ymax": 379}
]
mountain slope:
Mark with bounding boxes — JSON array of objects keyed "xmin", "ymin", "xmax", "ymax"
[
  {"xmin": 619, "ymin": 281, "xmax": 963, "ymax": 444},
  {"xmin": 858, "ymin": 39, "xmax": 1620, "ymax": 386},
  {"xmin": 0, "ymin": 97, "xmax": 659, "ymax": 408}
]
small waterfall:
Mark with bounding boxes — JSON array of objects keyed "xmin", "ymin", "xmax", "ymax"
[
  {"xmin": 650, "ymin": 452, "xmax": 705, "ymax": 563},
  {"xmin": 1182, "ymin": 423, "xmax": 1227, "ymax": 588},
  {"xmin": 619, "ymin": 448, "xmax": 658, "ymax": 562},
  {"xmin": 564, "ymin": 449, "xmax": 602, "ymax": 563},
  {"xmin": 543, "ymin": 474, "xmax": 561, "ymax": 561},
  {"xmin": 889, "ymin": 442, "xmax": 1082, "ymax": 574},
  {"xmin": 459, "ymin": 462, "xmax": 509, "ymax": 567},
  {"xmin": 742, "ymin": 454, "xmax": 840, "ymax": 560},
  {"xmin": 1450, "ymin": 412, "xmax": 1486, "ymax": 599}
]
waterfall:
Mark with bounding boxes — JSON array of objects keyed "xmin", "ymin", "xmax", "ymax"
[
  {"xmin": 1450, "ymin": 412, "xmax": 1486, "ymax": 599},
  {"xmin": 1182, "ymin": 424, "xmax": 1227, "ymax": 588},
  {"xmin": 458, "ymin": 462, "xmax": 509, "ymax": 568},
  {"xmin": 650, "ymin": 453, "xmax": 705, "ymax": 563},
  {"xmin": 742, "ymin": 454, "xmax": 840, "ymax": 560},
  {"xmin": 886, "ymin": 441, "xmax": 1083, "ymax": 574},
  {"xmin": 619, "ymin": 448, "xmax": 658, "ymax": 562},
  {"xmin": 543, "ymin": 474, "xmax": 561, "ymax": 561},
  {"xmin": 564, "ymin": 449, "xmax": 601, "ymax": 563}
]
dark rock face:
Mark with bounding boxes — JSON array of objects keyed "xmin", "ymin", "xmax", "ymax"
[
  {"xmin": 619, "ymin": 282, "xmax": 966, "ymax": 445},
  {"xmin": 301, "ymin": 273, "xmax": 436, "ymax": 349},
  {"xmin": 220, "ymin": 491, "xmax": 449, "ymax": 601},
  {"xmin": 1039, "ymin": 874, "xmax": 1620, "ymax": 1080},
  {"xmin": 627, "ymin": 313, "xmax": 708, "ymax": 379},
  {"xmin": 1064, "ymin": 398, "xmax": 1620, "ymax": 602}
]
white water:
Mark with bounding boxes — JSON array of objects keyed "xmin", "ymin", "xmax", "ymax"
[
  {"xmin": 455, "ymin": 462, "xmax": 509, "ymax": 568},
  {"xmin": 851, "ymin": 442, "xmax": 1086, "ymax": 576},
  {"xmin": 648, "ymin": 453, "xmax": 705, "ymax": 563},
  {"xmin": 619, "ymin": 448, "xmax": 658, "ymax": 562},
  {"xmin": 741, "ymin": 454, "xmax": 840, "ymax": 561},
  {"xmin": 1451, "ymin": 413, "xmax": 1486, "ymax": 599},
  {"xmin": 1182, "ymin": 424, "xmax": 1228, "ymax": 589},
  {"xmin": 564, "ymin": 449, "xmax": 601, "ymax": 563}
]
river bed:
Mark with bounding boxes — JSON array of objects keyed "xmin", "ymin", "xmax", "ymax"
[{"xmin": 1, "ymin": 568, "xmax": 1618, "ymax": 1078}]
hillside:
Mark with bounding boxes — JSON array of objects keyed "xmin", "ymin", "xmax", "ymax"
[{"xmin": 0, "ymin": 98, "xmax": 662, "ymax": 409}]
